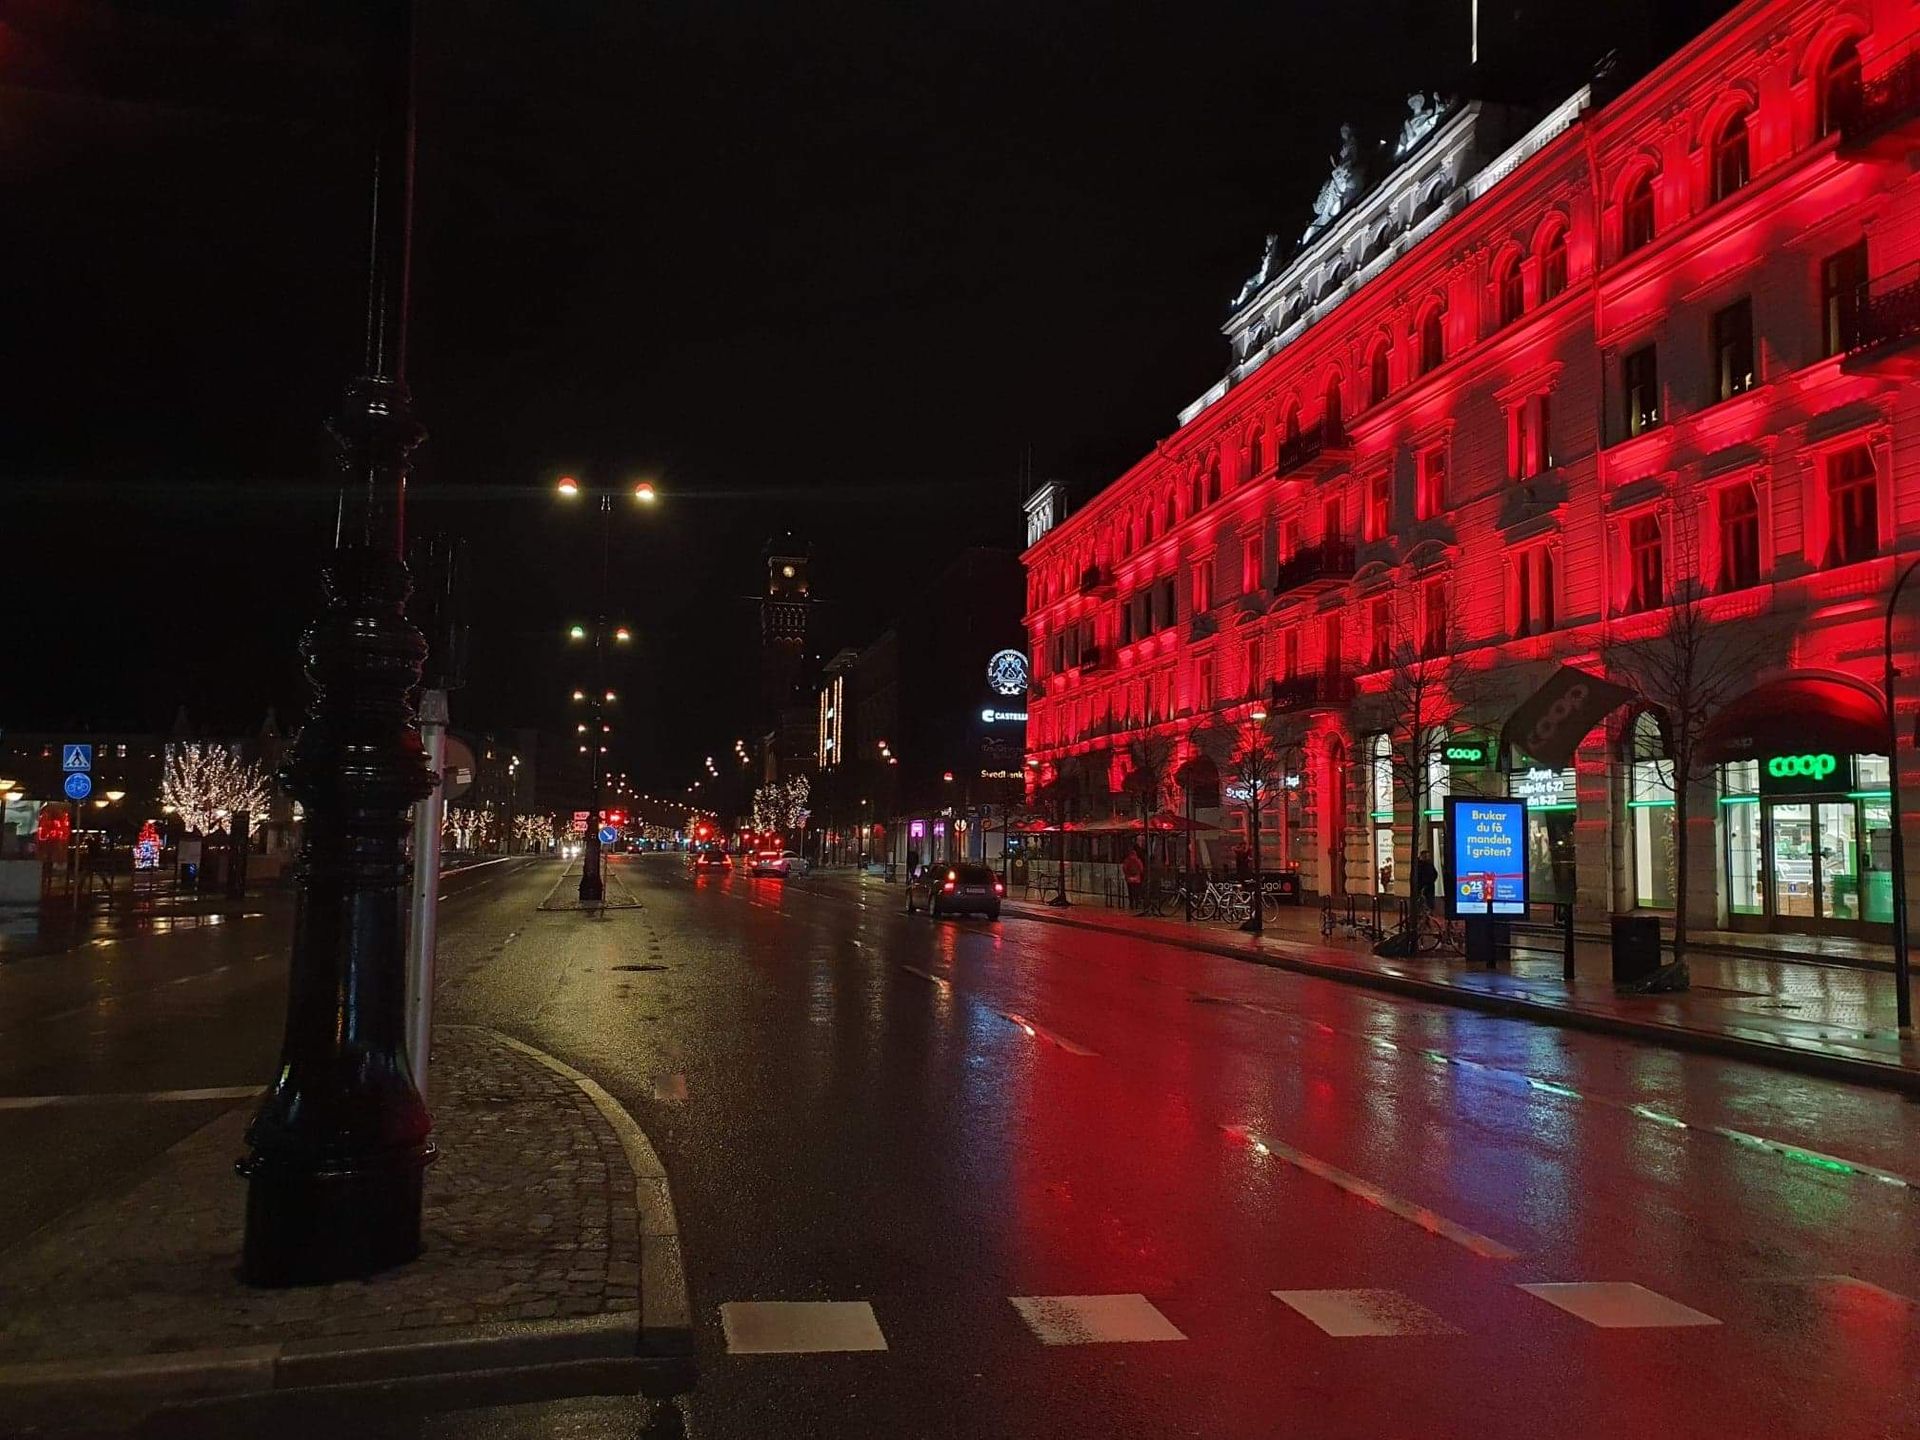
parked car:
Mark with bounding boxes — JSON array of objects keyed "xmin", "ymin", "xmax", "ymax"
[{"xmin": 907, "ymin": 862, "xmax": 1004, "ymax": 919}]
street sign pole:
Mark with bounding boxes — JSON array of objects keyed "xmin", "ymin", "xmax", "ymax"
[{"xmin": 405, "ymin": 689, "xmax": 448, "ymax": 1103}]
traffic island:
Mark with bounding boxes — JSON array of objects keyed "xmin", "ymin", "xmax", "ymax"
[{"xmin": 0, "ymin": 1026, "xmax": 692, "ymax": 1435}]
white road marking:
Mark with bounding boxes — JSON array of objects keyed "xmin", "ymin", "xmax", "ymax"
[
  {"xmin": 899, "ymin": 965, "xmax": 952, "ymax": 990},
  {"xmin": 720, "ymin": 1301, "xmax": 888, "ymax": 1354},
  {"xmin": 0, "ymin": 1085, "xmax": 260, "ymax": 1111},
  {"xmin": 1518, "ymin": 1282, "xmax": 1719, "ymax": 1328},
  {"xmin": 1272, "ymin": 1288, "xmax": 1461, "ymax": 1337},
  {"xmin": 1744, "ymin": 1274, "xmax": 1916, "ymax": 1311},
  {"xmin": 1225, "ymin": 1126, "xmax": 1520, "ymax": 1260},
  {"xmin": 1009, "ymin": 1294, "xmax": 1186, "ymax": 1345},
  {"xmin": 999, "ymin": 1011, "xmax": 1097, "ymax": 1056}
]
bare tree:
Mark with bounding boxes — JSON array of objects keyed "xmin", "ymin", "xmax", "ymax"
[
  {"xmin": 1604, "ymin": 499, "xmax": 1779, "ymax": 986},
  {"xmin": 1121, "ymin": 735, "xmax": 1177, "ymax": 897}
]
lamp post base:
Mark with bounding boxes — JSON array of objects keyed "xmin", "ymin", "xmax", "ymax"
[{"xmin": 239, "ymin": 1146, "xmax": 433, "ymax": 1287}]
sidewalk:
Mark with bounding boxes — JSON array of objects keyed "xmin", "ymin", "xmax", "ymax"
[
  {"xmin": 0, "ymin": 1025, "xmax": 692, "ymax": 1433},
  {"xmin": 999, "ymin": 895, "xmax": 1920, "ymax": 1093}
]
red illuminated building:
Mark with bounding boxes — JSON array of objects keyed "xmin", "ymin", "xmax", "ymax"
[{"xmin": 1024, "ymin": 0, "xmax": 1920, "ymax": 939}]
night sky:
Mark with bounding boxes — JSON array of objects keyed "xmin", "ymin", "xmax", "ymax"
[{"xmin": 1, "ymin": 0, "xmax": 1703, "ymax": 791}]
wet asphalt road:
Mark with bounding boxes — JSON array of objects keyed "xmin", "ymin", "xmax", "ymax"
[{"xmin": 6, "ymin": 852, "xmax": 1920, "ymax": 1438}]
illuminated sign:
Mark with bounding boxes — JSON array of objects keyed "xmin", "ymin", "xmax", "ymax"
[
  {"xmin": 1445, "ymin": 796, "xmax": 1527, "ymax": 918},
  {"xmin": 986, "ymin": 649, "xmax": 1031, "ymax": 696},
  {"xmin": 981, "ymin": 708, "xmax": 1030, "ymax": 723},
  {"xmin": 1512, "ymin": 766, "xmax": 1570, "ymax": 808},
  {"xmin": 1759, "ymin": 751, "xmax": 1851, "ymax": 796},
  {"xmin": 1442, "ymin": 739, "xmax": 1490, "ymax": 768}
]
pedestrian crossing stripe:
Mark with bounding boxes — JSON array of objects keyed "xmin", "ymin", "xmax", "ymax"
[
  {"xmin": 1009, "ymin": 1294, "xmax": 1186, "ymax": 1345},
  {"xmin": 1273, "ymin": 1289, "xmax": 1460, "ymax": 1337}
]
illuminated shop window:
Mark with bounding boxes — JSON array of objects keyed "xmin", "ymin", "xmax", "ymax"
[
  {"xmin": 1370, "ymin": 733, "xmax": 1395, "ymax": 895},
  {"xmin": 1628, "ymin": 711, "xmax": 1675, "ymax": 911}
]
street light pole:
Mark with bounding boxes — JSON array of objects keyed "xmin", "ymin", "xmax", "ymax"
[
  {"xmin": 240, "ymin": 0, "xmax": 437, "ymax": 1286},
  {"xmin": 1242, "ymin": 706, "xmax": 1270, "ymax": 935},
  {"xmin": 1884, "ymin": 559, "xmax": 1918, "ymax": 1029}
]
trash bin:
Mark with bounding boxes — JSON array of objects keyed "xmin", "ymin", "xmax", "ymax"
[{"xmin": 1610, "ymin": 914, "xmax": 1661, "ymax": 986}]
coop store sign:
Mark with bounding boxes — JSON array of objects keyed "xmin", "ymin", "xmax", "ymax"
[
  {"xmin": 1759, "ymin": 751, "xmax": 1851, "ymax": 796},
  {"xmin": 1442, "ymin": 739, "xmax": 1490, "ymax": 768}
]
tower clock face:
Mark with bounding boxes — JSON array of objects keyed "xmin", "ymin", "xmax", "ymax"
[{"xmin": 986, "ymin": 649, "xmax": 1030, "ymax": 696}]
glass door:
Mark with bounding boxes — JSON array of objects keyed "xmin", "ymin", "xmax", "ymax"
[
  {"xmin": 1817, "ymin": 801, "xmax": 1860, "ymax": 922},
  {"xmin": 1768, "ymin": 803, "xmax": 1815, "ymax": 919}
]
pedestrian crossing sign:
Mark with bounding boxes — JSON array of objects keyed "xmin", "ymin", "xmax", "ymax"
[{"xmin": 62, "ymin": 744, "xmax": 92, "ymax": 772}]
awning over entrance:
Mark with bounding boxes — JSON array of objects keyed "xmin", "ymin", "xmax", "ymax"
[{"xmin": 1702, "ymin": 675, "xmax": 1887, "ymax": 763}]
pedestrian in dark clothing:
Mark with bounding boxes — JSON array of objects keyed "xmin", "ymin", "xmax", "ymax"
[
  {"xmin": 1416, "ymin": 847, "xmax": 1438, "ymax": 908},
  {"xmin": 1122, "ymin": 845, "xmax": 1146, "ymax": 911},
  {"xmin": 1234, "ymin": 843, "xmax": 1253, "ymax": 884}
]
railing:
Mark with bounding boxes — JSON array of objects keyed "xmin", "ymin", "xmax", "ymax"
[
  {"xmin": 1839, "ymin": 41, "xmax": 1920, "ymax": 142},
  {"xmin": 1269, "ymin": 670, "xmax": 1355, "ymax": 712},
  {"xmin": 1853, "ymin": 259, "xmax": 1920, "ymax": 354},
  {"xmin": 1273, "ymin": 419, "xmax": 1352, "ymax": 477},
  {"xmin": 1271, "ymin": 538, "xmax": 1356, "ymax": 594}
]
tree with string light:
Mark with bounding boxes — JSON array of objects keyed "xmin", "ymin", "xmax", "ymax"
[{"xmin": 160, "ymin": 743, "xmax": 272, "ymax": 837}]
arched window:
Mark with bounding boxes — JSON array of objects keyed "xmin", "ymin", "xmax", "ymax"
[
  {"xmin": 1282, "ymin": 402, "xmax": 1301, "ymax": 447},
  {"xmin": 1363, "ymin": 224, "xmax": 1393, "ymax": 267},
  {"xmin": 1495, "ymin": 252, "xmax": 1524, "ymax": 327},
  {"xmin": 1249, "ymin": 426, "xmax": 1267, "ymax": 477},
  {"xmin": 1417, "ymin": 304, "xmax": 1445, "ymax": 377},
  {"xmin": 1710, "ymin": 108, "xmax": 1750, "ymax": 203},
  {"xmin": 1163, "ymin": 491, "xmax": 1177, "ymax": 534},
  {"xmin": 1192, "ymin": 472, "xmax": 1206, "ymax": 513},
  {"xmin": 1206, "ymin": 460, "xmax": 1222, "ymax": 503},
  {"xmin": 1539, "ymin": 225, "xmax": 1568, "ymax": 301},
  {"xmin": 1621, "ymin": 170, "xmax": 1656, "ymax": 256},
  {"xmin": 1324, "ymin": 376, "xmax": 1344, "ymax": 441},
  {"xmin": 1367, "ymin": 341, "xmax": 1391, "ymax": 407},
  {"xmin": 1818, "ymin": 38, "xmax": 1863, "ymax": 138}
]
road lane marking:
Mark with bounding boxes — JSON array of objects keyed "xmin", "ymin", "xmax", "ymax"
[
  {"xmin": 1272, "ymin": 1289, "xmax": 1462, "ymax": 1337},
  {"xmin": 1009, "ymin": 1294, "xmax": 1185, "ymax": 1345},
  {"xmin": 1189, "ymin": 990, "xmax": 1918, "ymax": 1192},
  {"xmin": 900, "ymin": 965, "xmax": 952, "ymax": 990},
  {"xmin": 0, "ymin": 1086, "xmax": 261, "ymax": 1111},
  {"xmin": 1224, "ymin": 1125, "xmax": 1520, "ymax": 1260},
  {"xmin": 999, "ymin": 1011, "xmax": 1097, "ymax": 1056},
  {"xmin": 721, "ymin": 1301, "xmax": 888, "ymax": 1354},
  {"xmin": 1518, "ymin": 1282, "xmax": 1719, "ymax": 1328}
]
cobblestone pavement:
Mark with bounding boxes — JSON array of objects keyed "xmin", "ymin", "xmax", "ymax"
[{"xmin": 0, "ymin": 1026, "xmax": 639, "ymax": 1365}]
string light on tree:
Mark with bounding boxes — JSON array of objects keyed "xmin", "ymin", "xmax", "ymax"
[{"xmin": 160, "ymin": 742, "xmax": 272, "ymax": 837}]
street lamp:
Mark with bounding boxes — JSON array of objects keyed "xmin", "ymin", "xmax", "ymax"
[
  {"xmin": 1242, "ymin": 705, "xmax": 1271, "ymax": 935},
  {"xmin": 1885, "ymin": 562, "xmax": 1918, "ymax": 1029},
  {"xmin": 241, "ymin": 0, "xmax": 437, "ymax": 1288}
]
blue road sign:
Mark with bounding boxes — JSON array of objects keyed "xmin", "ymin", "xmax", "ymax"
[
  {"xmin": 62, "ymin": 744, "xmax": 93, "ymax": 772},
  {"xmin": 64, "ymin": 772, "xmax": 94, "ymax": 802},
  {"xmin": 599, "ymin": 825, "xmax": 619, "ymax": 845}
]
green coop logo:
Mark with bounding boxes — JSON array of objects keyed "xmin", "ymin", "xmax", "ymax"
[{"xmin": 1765, "ymin": 753, "xmax": 1837, "ymax": 781}]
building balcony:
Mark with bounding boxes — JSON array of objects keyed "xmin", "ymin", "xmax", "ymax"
[
  {"xmin": 1271, "ymin": 539, "xmax": 1356, "ymax": 596},
  {"xmin": 1077, "ymin": 565, "xmax": 1115, "ymax": 597},
  {"xmin": 1273, "ymin": 419, "xmax": 1355, "ymax": 482},
  {"xmin": 1844, "ymin": 260, "xmax": 1920, "ymax": 374},
  {"xmin": 1269, "ymin": 671, "xmax": 1355, "ymax": 713},
  {"xmin": 1839, "ymin": 43, "xmax": 1920, "ymax": 159}
]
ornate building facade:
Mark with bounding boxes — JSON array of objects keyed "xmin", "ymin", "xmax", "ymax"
[{"xmin": 1024, "ymin": 0, "xmax": 1920, "ymax": 938}]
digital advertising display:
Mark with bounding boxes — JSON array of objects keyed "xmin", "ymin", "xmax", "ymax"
[{"xmin": 1445, "ymin": 796, "xmax": 1528, "ymax": 918}]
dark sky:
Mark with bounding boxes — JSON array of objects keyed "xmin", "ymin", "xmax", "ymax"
[{"xmin": 1, "ymin": 0, "xmax": 1691, "ymax": 791}]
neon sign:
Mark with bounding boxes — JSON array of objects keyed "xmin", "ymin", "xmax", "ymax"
[
  {"xmin": 1759, "ymin": 751, "xmax": 1850, "ymax": 796},
  {"xmin": 1442, "ymin": 740, "xmax": 1489, "ymax": 768},
  {"xmin": 1766, "ymin": 753, "xmax": 1836, "ymax": 780}
]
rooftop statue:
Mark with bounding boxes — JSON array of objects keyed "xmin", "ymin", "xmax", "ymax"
[
  {"xmin": 1394, "ymin": 91, "xmax": 1449, "ymax": 157},
  {"xmin": 1232, "ymin": 232, "xmax": 1282, "ymax": 309},
  {"xmin": 1301, "ymin": 124, "xmax": 1363, "ymax": 245}
]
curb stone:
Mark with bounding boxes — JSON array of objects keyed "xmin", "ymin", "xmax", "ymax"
[{"xmin": 1002, "ymin": 904, "xmax": 1920, "ymax": 1096}]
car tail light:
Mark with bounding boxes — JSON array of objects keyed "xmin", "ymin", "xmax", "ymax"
[
  {"xmin": 993, "ymin": 882, "xmax": 1005, "ymax": 895},
  {"xmin": 943, "ymin": 878, "xmax": 956, "ymax": 892}
]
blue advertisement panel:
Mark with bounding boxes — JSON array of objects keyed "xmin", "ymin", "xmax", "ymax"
[{"xmin": 1446, "ymin": 796, "xmax": 1528, "ymax": 918}]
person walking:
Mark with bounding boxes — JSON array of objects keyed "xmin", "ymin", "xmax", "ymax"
[
  {"xmin": 1234, "ymin": 841, "xmax": 1253, "ymax": 885},
  {"xmin": 1122, "ymin": 843, "xmax": 1146, "ymax": 912},
  {"xmin": 1415, "ymin": 847, "xmax": 1438, "ymax": 910}
]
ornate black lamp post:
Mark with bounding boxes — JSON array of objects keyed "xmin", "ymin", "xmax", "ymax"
[
  {"xmin": 1240, "ymin": 706, "xmax": 1271, "ymax": 935},
  {"xmin": 238, "ymin": 1, "xmax": 438, "ymax": 1286}
]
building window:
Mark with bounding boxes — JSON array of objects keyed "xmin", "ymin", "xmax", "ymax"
[
  {"xmin": 1322, "ymin": 612, "xmax": 1343, "ymax": 675},
  {"xmin": 1249, "ymin": 426, "xmax": 1267, "ymax": 476},
  {"xmin": 1628, "ymin": 711, "xmax": 1675, "ymax": 910},
  {"xmin": 1415, "ymin": 444, "xmax": 1447, "ymax": 520},
  {"xmin": 1206, "ymin": 461, "xmax": 1222, "ymax": 504},
  {"xmin": 1192, "ymin": 472, "xmax": 1206, "ymax": 513},
  {"xmin": 1370, "ymin": 733, "xmax": 1395, "ymax": 895},
  {"xmin": 1821, "ymin": 241, "xmax": 1867, "ymax": 358},
  {"xmin": 1191, "ymin": 560, "xmax": 1212, "ymax": 616},
  {"xmin": 1495, "ymin": 254, "xmax": 1524, "ymax": 328},
  {"xmin": 1826, "ymin": 445, "xmax": 1878, "ymax": 568},
  {"xmin": 1623, "ymin": 344, "xmax": 1659, "ymax": 438},
  {"xmin": 1244, "ymin": 637, "xmax": 1263, "ymax": 698},
  {"xmin": 1710, "ymin": 298, "xmax": 1754, "ymax": 402},
  {"xmin": 1710, "ymin": 109, "xmax": 1750, "ymax": 203},
  {"xmin": 1621, "ymin": 171, "xmax": 1655, "ymax": 256},
  {"xmin": 1512, "ymin": 545, "xmax": 1556, "ymax": 636},
  {"xmin": 1817, "ymin": 38, "xmax": 1862, "ymax": 139},
  {"xmin": 1420, "ymin": 577, "xmax": 1447, "ymax": 658},
  {"xmin": 1322, "ymin": 495, "xmax": 1343, "ymax": 544},
  {"xmin": 1364, "ymin": 470, "xmax": 1391, "ymax": 542},
  {"xmin": 1367, "ymin": 597, "xmax": 1393, "ymax": 669},
  {"xmin": 1626, "ymin": 512, "xmax": 1664, "ymax": 612},
  {"xmin": 1324, "ymin": 376, "xmax": 1345, "ymax": 441},
  {"xmin": 1282, "ymin": 402, "xmax": 1301, "ymax": 447},
  {"xmin": 1368, "ymin": 341, "xmax": 1391, "ymax": 407},
  {"xmin": 1158, "ymin": 574, "xmax": 1179, "ymax": 628},
  {"xmin": 1539, "ymin": 226, "xmax": 1568, "ymax": 301},
  {"xmin": 1163, "ymin": 492, "xmax": 1177, "ymax": 533},
  {"xmin": 1513, "ymin": 393, "xmax": 1553, "ymax": 479},
  {"xmin": 1241, "ymin": 534, "xmax": 1262, "ymax": 593},
  {"xmin": 1280, "ymin": 627, "xmax": 1300, "ymax": 680},
  {"xmin": 1196, "ymin": 657, "xmax": 1214, "ymax": 712},
  {"xmin": 1417, "ymin": 304, "xmax": 1445, "ymax": 376},
  {"xmin": 1279, "ymin": 517, "xmax": 1301, "ymax": 563},
  {"xmin": 1717, "ymin": 480, "xmax": 1761, "ymax": 591}
]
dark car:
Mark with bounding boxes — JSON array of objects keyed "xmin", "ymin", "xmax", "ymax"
[
  {"xmin": 693, "ymin": 848, "xmax": 732, "ymax": 871},
  {"xmin": 906, "ymin": 862, "xmax": 1004, "ymax": 919}
]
